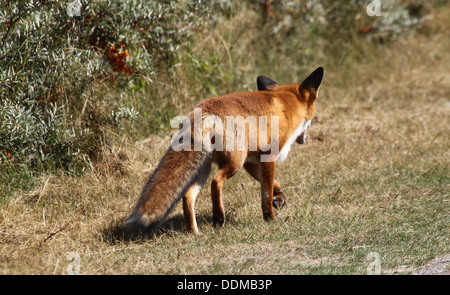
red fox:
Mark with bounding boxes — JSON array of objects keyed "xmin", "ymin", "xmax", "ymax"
[{"xmin": 126, "ymin": 67, "xmax": 324, "ymax": 233}]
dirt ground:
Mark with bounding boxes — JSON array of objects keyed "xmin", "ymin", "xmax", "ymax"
[{"xmin": 415, "ymin": 255, "xmax": 450, "ymax": 275}]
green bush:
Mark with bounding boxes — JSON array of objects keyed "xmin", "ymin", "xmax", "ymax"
[
  {"xmin": 175, "ymin": 0, "xmax": 431, "ymax": 103},
  {"xmin": 0, "ymin": 0, "xmax": 212, "ymax": 171},
  {"xmin": 0, "ymin": 0, "xmax": 432, "ymax": 183}
]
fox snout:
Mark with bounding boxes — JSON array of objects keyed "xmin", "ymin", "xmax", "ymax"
[{"xmin": 296, "ymin": 131, "xmax": 307, "ymax": 144}]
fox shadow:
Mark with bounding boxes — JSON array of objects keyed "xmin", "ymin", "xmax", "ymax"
[{"xmin": 101, "ymin": 213, "xmax": 218, "ymax": 244}]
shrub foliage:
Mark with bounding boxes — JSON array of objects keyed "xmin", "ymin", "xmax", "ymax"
[
  {"xmin": 0, "ymin": 0, "xmax": 430, "ymax": 173},
  {"xmin": 0, "ymin": 0, "xmax": 210, "ymax": 170}
]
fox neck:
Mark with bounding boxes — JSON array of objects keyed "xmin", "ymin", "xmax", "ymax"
[{"xmin": 277, "ymin": 119, "xmax": 310, "ymax": 164}]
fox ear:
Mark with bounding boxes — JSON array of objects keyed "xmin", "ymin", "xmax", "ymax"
[
  {"xmin": 257, "ymin": 75, "xmax": 277, "ymax": 91},
  {"xmin": 299, "ymin": 67, "xmax": 324, "ymax": 93}
]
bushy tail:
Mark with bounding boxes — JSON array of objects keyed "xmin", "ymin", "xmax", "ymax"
[{"xmin": 126, "ymin": 147, "xmax": 211, "ymax": 230}]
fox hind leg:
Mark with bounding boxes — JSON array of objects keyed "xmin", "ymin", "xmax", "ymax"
[
  {"xmin": 182, "ymin": 160, "xmax": 211, "ymax": 234},
  {"xmin": 182, "ymin": 184, "xmax": 202, "ymax": 234},
  {"xmin": 211, "ymin": 164, "xmax": 240, "ymax": 227},
  {"xmin": 244, "ymin": 162, "xmax": 286, "ymax": 211}
]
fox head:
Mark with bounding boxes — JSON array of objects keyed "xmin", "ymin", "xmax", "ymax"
[{"xmin": 257, "ymin": 67, "xmax": 324, "ymax": 144}]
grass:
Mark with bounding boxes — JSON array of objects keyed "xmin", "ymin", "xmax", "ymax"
[{"xmin": 0, "ymin": 5, "xmax": 449, "ymax": 275}]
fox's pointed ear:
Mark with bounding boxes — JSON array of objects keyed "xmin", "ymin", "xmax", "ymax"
[
  {"xmin": 299, "ymin": 67, "xmax": 324, "ymax": 93},
  {"xmin": 257, "ymin": 75, "xmax": 277, "ymax": 91}
]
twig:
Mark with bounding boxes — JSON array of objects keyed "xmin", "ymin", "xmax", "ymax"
[
  {"xmin": 43, "ymin": 224, "xmax": 69, "ymax": 243},
  {"xmin": 35, "ymin": 177, "xmax": 51, "ymax": 205},
  {"xmin": 214, "ymin": 32, "xmax": 232, "ymax": 68},
  {"xmin": 76, "ymin": 94, "xmax": 91, "ymax": 126}
]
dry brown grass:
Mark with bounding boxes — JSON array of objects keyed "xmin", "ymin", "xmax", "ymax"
[{"xmin": 1, "ymin": 5, "xmax": 449, "ymax": 275}]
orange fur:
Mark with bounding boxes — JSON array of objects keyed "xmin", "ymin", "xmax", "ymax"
[{"xmin": 126, "ymin": 67, "xmax": 324, "ymax": 233}]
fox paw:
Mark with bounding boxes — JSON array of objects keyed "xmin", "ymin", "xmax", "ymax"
[
  {"xmin": 272, "ymin": 190, "xmax": 286, "ymax": 210},
  {"xmin": 212, "ymin": 215, "xmax": 225, "ymax": 227}
]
